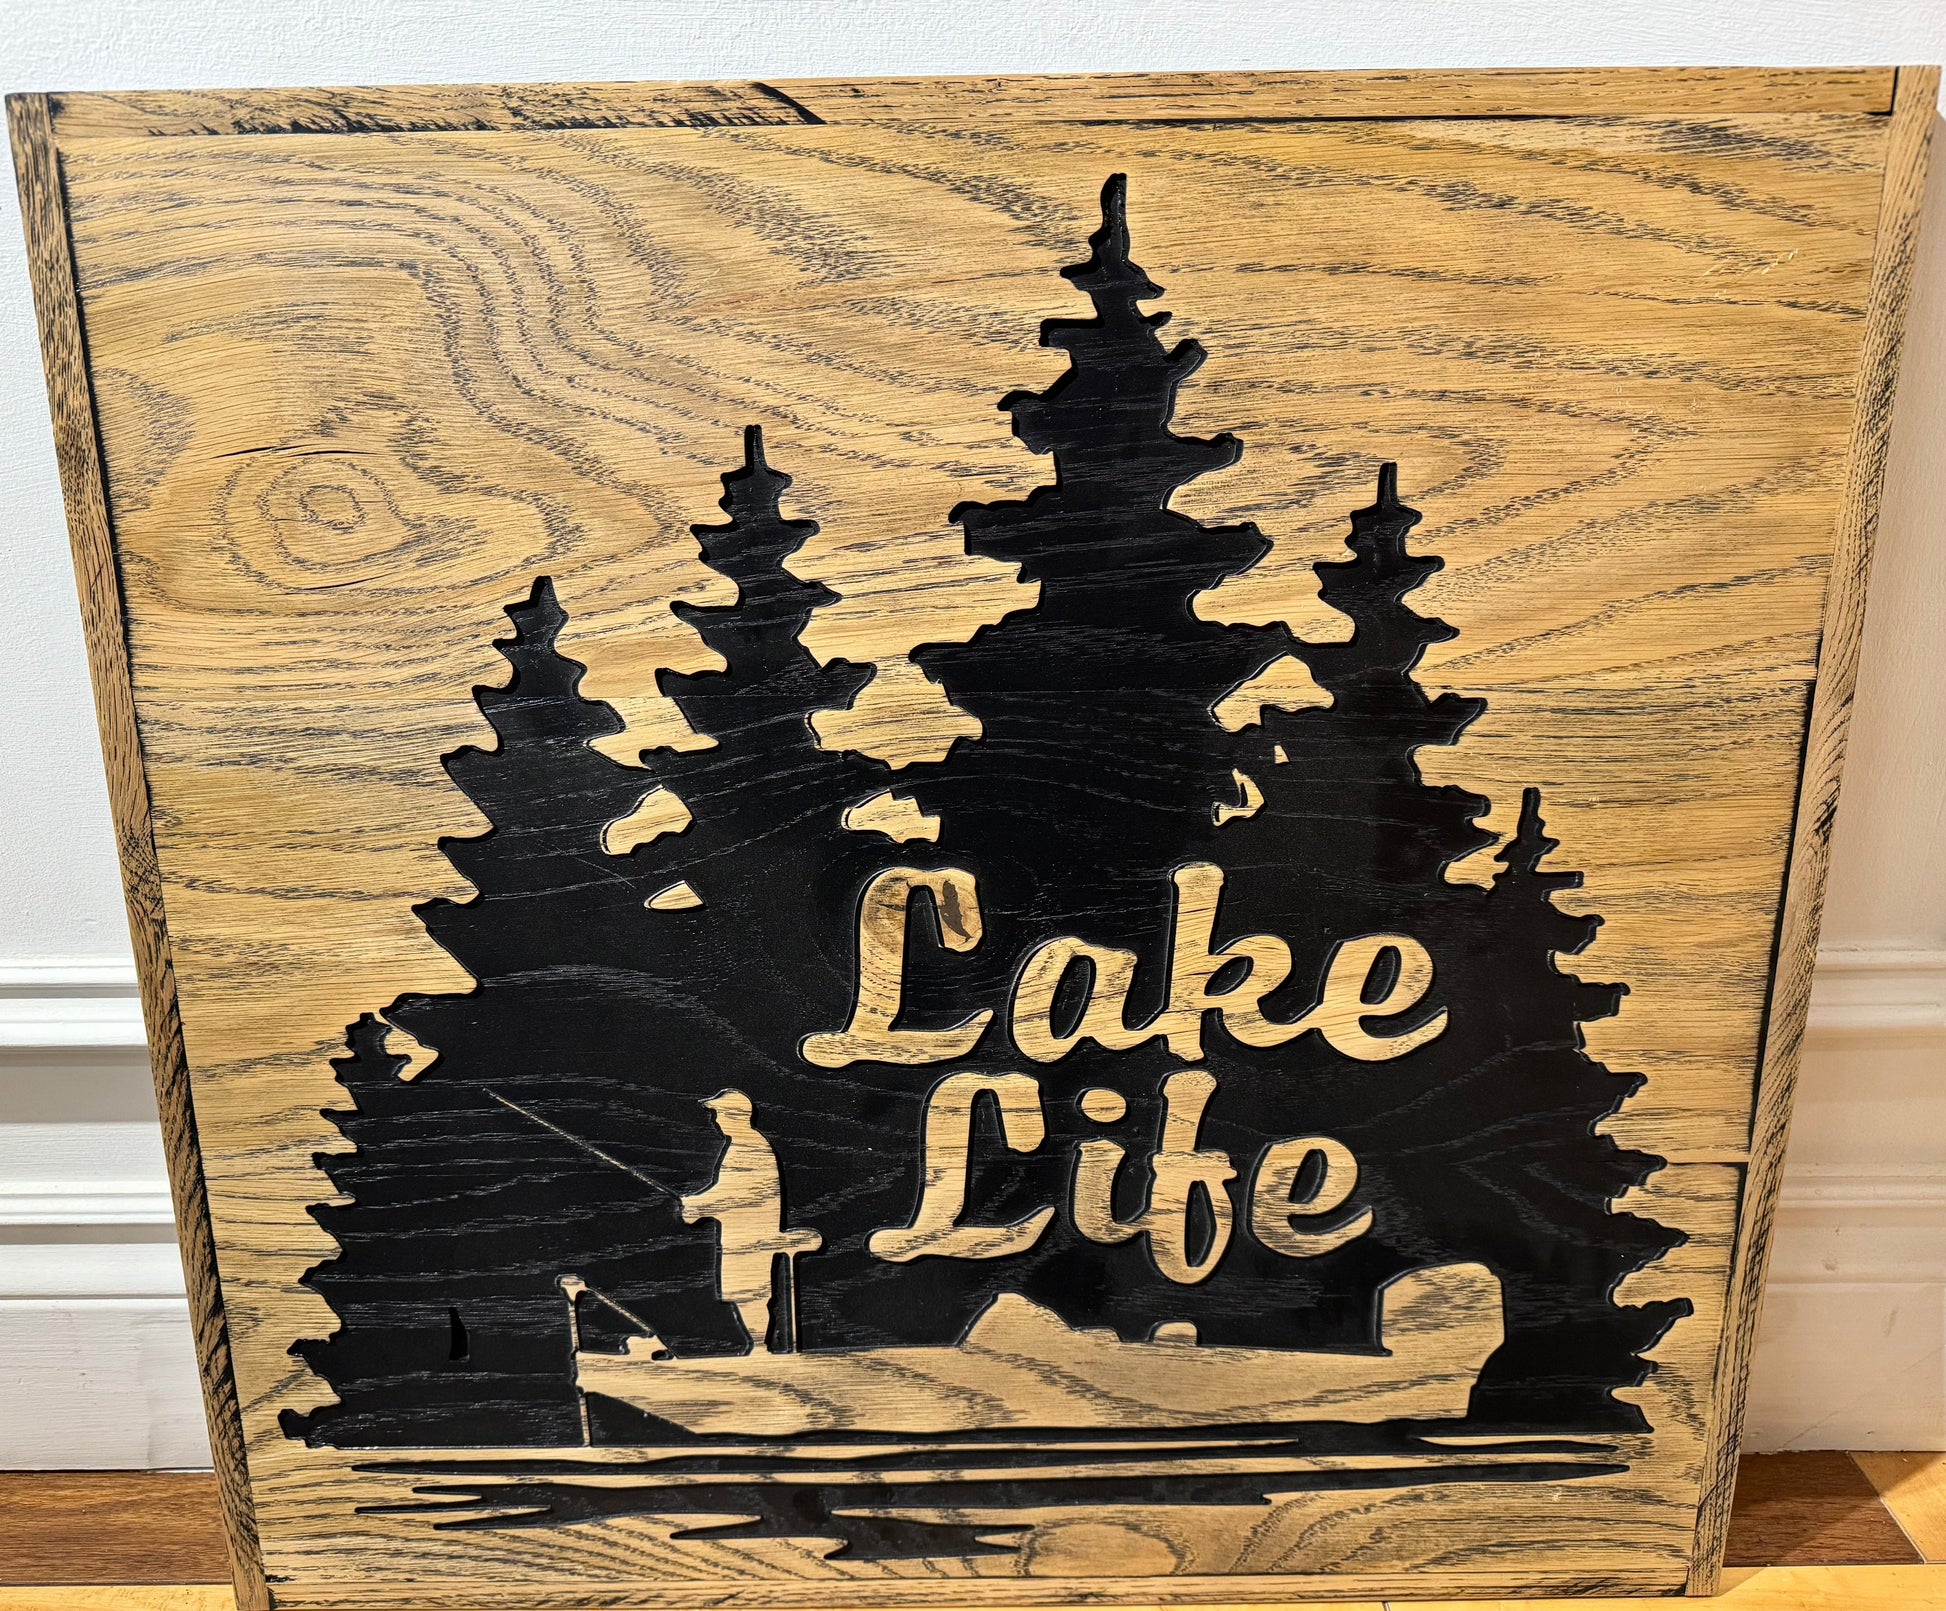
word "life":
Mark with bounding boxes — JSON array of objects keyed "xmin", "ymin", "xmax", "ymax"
[{"xmin": 867, "ymin": 1068, "xmax": 1373, "ymax": 1285}]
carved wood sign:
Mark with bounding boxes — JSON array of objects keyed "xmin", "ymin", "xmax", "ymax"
[{"xmin": 10, "ymin": 65, "xmax": 1935, "ymax": 1608}]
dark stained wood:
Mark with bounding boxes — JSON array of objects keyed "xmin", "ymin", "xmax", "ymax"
[
  {"xmin": 1724, "ymin": 1453, "xmax": 1924, "ymax": 1567},
  {"xmin": 0, "ymin": 1472, "xmax": 230, "ymax": 1585}
]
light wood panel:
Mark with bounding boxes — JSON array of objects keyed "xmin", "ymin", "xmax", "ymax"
[
  {"xmin": 8, "ymin": 1574, "xmax": 1946, "ymax": 1611},
  {"xmin": 11, "ymin": 67, "xmax": 1931, "ymax": 1609},
  {"xmin": 7, "ymin": 1460, "xmax": 1938, "ymax": 1611},
  {"xmin": 0, "ymin": 1594, "xmax": 239, "ymax": 1611},
  {"xmin": 1403, "ymin": 1562, "xmax": 1946, "ymax": 1607}
]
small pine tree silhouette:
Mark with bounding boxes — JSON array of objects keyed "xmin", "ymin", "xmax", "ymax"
[
  {"xmin": 316, "ymin": 1013, "xmax": 408, "ymax": 1127},
  {"xmin": 657, "ymin": 424, "xmax": 879, "ymax": 856},
  {"xmin": 290, "ymin": 579, "xmax": 738, "ymax": 1446},
  {"xmin": 1221, "ymin": 464, "xmax": 1493, "ymax": 910},
  {"xmin": 291, "ymin": 436, "xmax": 907, "ymax": 1446},
  {"xmin": 1431, "ymin": 788, "xmax": 1688, "ymax": 1424},
  {"xmin": 412, "ymin": 576, "xmax": 679, "ymax": 968},
  {"xmin": 649, "ymin": 425, "xmax": 888, "ymax": 937}
]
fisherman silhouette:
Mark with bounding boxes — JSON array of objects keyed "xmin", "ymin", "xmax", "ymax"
[{"xmin": 680, "ymin": 1090, "xmax": 823, "ymax": 1354}]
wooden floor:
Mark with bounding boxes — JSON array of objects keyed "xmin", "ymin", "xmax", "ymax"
[{"xmin": 1, "ymin": 1452, "xmax": 1942, "ymax": 1606}]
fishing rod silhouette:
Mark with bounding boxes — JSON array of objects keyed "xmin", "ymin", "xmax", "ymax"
[{"xmin": 486, "ymin": 1088, "xmax": 679, "ymax": 1200}]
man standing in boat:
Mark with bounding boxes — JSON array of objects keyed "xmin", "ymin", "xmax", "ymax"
[{"xmin": 681, "ymin": 1090, "xmax": 822, "ymax": 1353}]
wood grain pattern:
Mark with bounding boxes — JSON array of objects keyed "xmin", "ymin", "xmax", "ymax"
[
  {"xmin": 769, "ymin": 66, "xmax": 1900, "ymax": 121},
  {"xmin": 13, "ymin": 1582, "xmax": 1946, "ymax": 1611},
  {"xmin": 38, "ymin": 81, "xmax": 817, "ymax": 139},
  {"xmin": 3, "ymin": 1460, "xmax": 1932, "ymax": 1609},
  {"xmin": 1855, "ymin": 1452, "xmax": 1946, "ymax": 1563},
  {"xmin": 0, "ymin": 1473, "xmax": 231, "ymax": 1586},
  {"xmin": 37, "ymin": 67, "xmax": 1897, "ymax": 139},
  {"xmin": 1724, "ymin": 1453, "xmax": 1923, "ymax": 1567},
  {"xmin": 1685, "ymin": 63, "xmax": 1940, "ymax": 1598},
  {"xmin": 1405, "ymin": 1563, "xmax": 1946, "ymax": 1609},
  {"xmin": 0, "ymin": 1594, "xmax": 239, "ymax": 1611},
  {"xmin": 5, "ymin": 94, "xmax": 268, "ymax": 1611},
  {"xmin": 11, "ymin": 67, "xmax": 1930, "ymax": 1609}
]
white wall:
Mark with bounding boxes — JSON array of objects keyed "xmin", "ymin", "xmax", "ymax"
[{"xmin": 1, "ymin": 0, "xmax": 1942, "ymax": 1467}]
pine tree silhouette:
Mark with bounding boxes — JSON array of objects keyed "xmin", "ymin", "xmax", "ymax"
[
  {"xmin": 290, "ymin": 578, "xmax": 734, "ymax": 1446},
  {"xmin": 1421, "ymin": 789, "xmax": 1688, "ymax": 1425},
  {"xmin": 1220, "ymin": 464, "xmax": 1493, "ymax": 917},
  {"xmin": 291, "ymin": 436, "xmax": 906, "ymax": 1446},
  {"xmin": 772, "ymin": 171, "xmax": 1303, "ymax": 1356},
  {"xmin": 654, "ymin": 426, "xmax": 879, "ymax": 881},
  {"xmin": 1204, "ymin": 470, "xmax": 1683, "ymax": 1427},
  {"xmin": 839, "ymin": 187, "xmax": 1682, "ymax": 1412},
  {"xmin": 291, "ymin": 189, "xmax": 1687, "ymax": 1455},
  {"xmin": 414, "ymin": 575, "xmax": 680, "ymax": 970},
  {"xmin": 910, "ymin": 172, "xmax": 1288, "ymax": 1014}
]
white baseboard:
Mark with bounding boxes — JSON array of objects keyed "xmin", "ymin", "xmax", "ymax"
[
  {"xmin": 0, "ymin": 959, "xmax": 146, "ymax": 1048},
  {"xmin": 1750, "ymin": 1166, "xmax": 1946, "ymax": 1452},
  {"xmin": 0, "ymin": 1298, "xmax": 212, "ymax": 1468},
  {"xmin": 0, "ymin": 960, "xmax": 209, "ymax": 1467},
  {"xmin": 0, "ymin": 1181, "xmax": 176, "ymax": 1225},
  {"xmin": 0, "ymin": 1243, "xmax": 211, "ymax": 1468},
  {"xmin": 1, "ymin": 952, "xmax": 1940, "ymax": 1466}
]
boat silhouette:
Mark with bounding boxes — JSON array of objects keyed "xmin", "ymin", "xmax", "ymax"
[{"xmin": 575, "ymin": 1260, "xmax": 1503, "ymax": 1437}]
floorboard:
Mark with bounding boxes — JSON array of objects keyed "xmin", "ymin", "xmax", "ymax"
[
  {"xmin": 1398, "ymin": 1563, "xmax": 1946, "ymax": 1607},
  {"xmin": 1, "ymin": 1456, "xmax": 1943, "ymax": 1604},
  {"xmin": 0, "ymin": 1472, "xmax": 229, "ymax": 1585},
  {"xmin": 1723, "ymin": 1452, "xmax": 1922, "ymax": 1566},
  {"xmin": 1855, "ymin": 1450, "xmax": 1946, "ymax": 1562}
]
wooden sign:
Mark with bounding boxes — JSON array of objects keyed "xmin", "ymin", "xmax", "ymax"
[{"xmin": 10, "ymin": 64, "xmax": 1935, "ymax": 1607}]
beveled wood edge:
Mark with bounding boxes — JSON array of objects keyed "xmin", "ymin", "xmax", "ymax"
[
  {"xmin": 23, "ymin": 65, "xmax": 1904, "ymax": 140},
  {"xmin": 271, "ymin": 1563, "xmax": 1684, "ymax": 1610},
  {"xmin": 4, "ymin": 92, "xmax": 272, "ymax": 1611},
  {"xmin": 1684, "ymin": 63, "xmax": 1941, "ymax": 1598}
]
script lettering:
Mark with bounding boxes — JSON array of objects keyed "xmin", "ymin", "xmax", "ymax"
[
  {"xmin": 1071, "ymin": 1071, "xmax": 1236, "ymax": 1285},
  {"xmin": 803, "ymin": 867, "xmax": 992, "ymax": 1068},
  {"xmin": 1012, "ymin": 938, "xmax": 1146, "ymax": 1062},
  {"xmin": 870, "ymin": 1072, "xmax": 1055, "ymax": 1262},
  {"xmin": 1249, "ymin": 1136, "xmax": 1373, "ymax": 1257}
]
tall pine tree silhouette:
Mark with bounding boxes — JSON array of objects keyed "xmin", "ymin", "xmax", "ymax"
[
  {"xmin": 292, "ymin": 433, "xmax": 905, "ymax": 1446},
  {"xmin": 910, "ymin": 172, "xmax": 1288, "ymax": 1015},
  {"xmin": 785, "ymin": 170, "xmax": 1306, "ymax": 1357}
]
